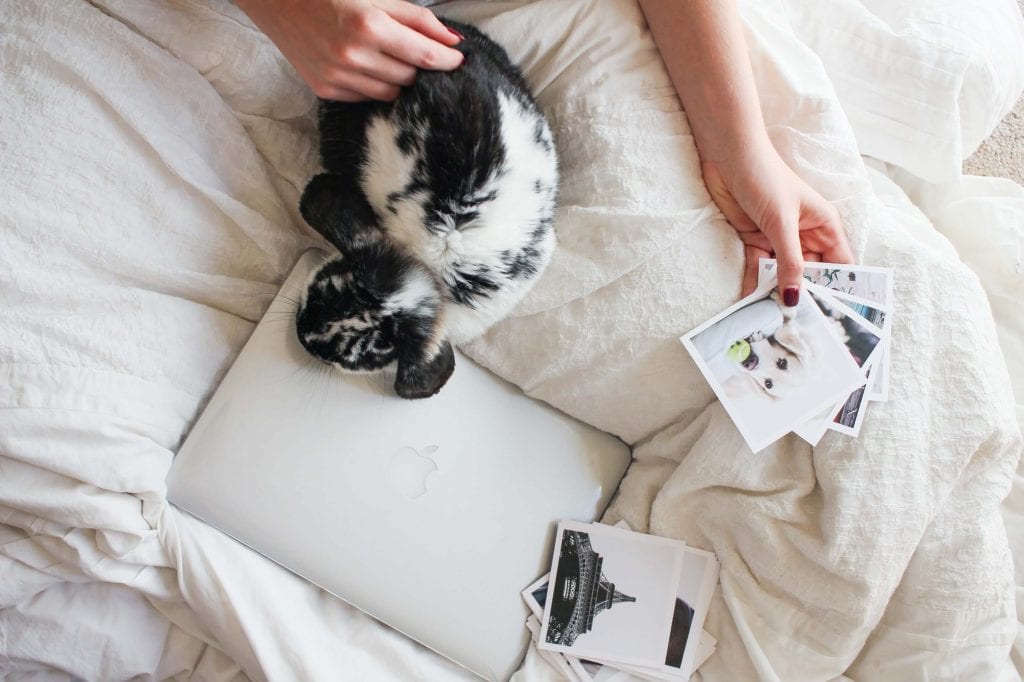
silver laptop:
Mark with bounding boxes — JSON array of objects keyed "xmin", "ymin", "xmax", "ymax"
[{"xmin": 166, "ymin": 249, "xmax": 631, "ymax": 681}]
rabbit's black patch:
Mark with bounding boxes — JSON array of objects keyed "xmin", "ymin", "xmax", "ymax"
[{"xmin": 297, "ymin": 20, "xmax": 558, "ymax": 398}]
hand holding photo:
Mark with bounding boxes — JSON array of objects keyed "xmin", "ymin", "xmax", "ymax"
[
  {"xmin": 759, "ymin": 257, "xmax": 894, "ymax": 402},
  {"xmin": 680, "ymin": 280, "xmax": 867, "ymax": 452},
  {"xmin": 757, "ymin": 258, "xmax": 895, "ymax": 444}
]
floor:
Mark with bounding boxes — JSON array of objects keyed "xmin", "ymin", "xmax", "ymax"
[{"xmin": 962, "ymin": 1, "xmax": 1024, "ymax": 184}]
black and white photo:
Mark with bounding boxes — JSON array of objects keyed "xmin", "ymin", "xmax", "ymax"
[{"xmin": 538, "ymin": 521, "xmax": 682, "ymax": 666}]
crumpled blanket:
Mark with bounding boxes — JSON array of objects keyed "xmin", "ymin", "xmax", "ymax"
[{"xmin": 1, "ymin": 0, "xmax": 1022, "ymax": 680}]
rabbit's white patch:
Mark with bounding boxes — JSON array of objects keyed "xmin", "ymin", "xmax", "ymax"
[{"xmin": 296, "ymin": 21, "xmax": 558, "ymax": 399}]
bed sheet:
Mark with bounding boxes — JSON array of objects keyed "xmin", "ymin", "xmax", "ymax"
[
  {"xmin": 1, "ymin": 0, "xmax": 1022, "ymax": 680},
  {"xmin": 877, "ymin": 166, "xmax": 1024, "ymax": 678}
]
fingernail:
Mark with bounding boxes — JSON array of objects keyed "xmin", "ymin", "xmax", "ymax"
[
  {"xmin": 449, "ymin": 28, "xmax": 465, "ymax": 41},
  {"xmin": 783, "ymin": 286, "xmax": 800, "ymax": 307}
]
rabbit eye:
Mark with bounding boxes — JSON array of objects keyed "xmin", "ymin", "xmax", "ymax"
[
  {"xmin": 764, "ymin": 378, "xmax": 773, "ymax": 390},
  {"xmin": 776, "ymin": 358, "xmax": 788, "ymax": 370}
]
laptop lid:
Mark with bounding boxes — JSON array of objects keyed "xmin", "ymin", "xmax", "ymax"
[{"xmin": 166, "ymin": 249, "xmax": 631, "ymax": 681}]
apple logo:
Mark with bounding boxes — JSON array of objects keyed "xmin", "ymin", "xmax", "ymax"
[{"xmin": 388, "ymin": 445, "xmax": 440, "ymax": 500}]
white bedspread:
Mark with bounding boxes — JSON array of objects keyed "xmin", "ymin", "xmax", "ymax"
[{"xmin": 2, "ymin": 0, "xmax": 1022, "ymax": 680}]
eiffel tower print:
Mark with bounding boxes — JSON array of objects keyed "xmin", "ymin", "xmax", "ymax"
[{"xmin": 544, "ymin": 530, "xmax": 637, "ymax": 647}]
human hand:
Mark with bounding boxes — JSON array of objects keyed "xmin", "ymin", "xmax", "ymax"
[
  {"xmin": 236, "ymin": 0, "xmax": 464, "ymax": 102},
  {"xmin": 700, "ymin": 142, "xmax": 853, "ymax": 304}
]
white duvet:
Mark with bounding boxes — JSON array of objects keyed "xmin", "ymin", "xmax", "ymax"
[{"xmin": 1, "ymin": 0, "xmax": 1023, "ymax": 680}]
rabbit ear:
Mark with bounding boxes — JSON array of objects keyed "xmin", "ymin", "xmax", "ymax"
[
  {"xmin": 395, "ymin": 339, "xmax": 456, "ymax": 400},
  {"xmin": 299, "ymin": 173, "xmax": 382, "ymax": 250},
  {"xmin": 350, "ymin": 246, "xmax": 451, "ymax": 399}
]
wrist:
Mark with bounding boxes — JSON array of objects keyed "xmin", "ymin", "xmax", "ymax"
[
  {"xmin": 697, "ymin": 129, "xmax": 774, "ymax": 168},
  {"xmin": 699, "ymin": 134, "xmax": 779, "ymax": 188}
]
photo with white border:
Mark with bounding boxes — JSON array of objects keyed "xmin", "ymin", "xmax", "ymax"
[
  {"xmin": 758, "ymin": 258, "xmax": 894, "ymax": 402},
  {"xmin": 526, "ymin": 564, "xmax": 719, "ymax": 681},
  {"xmin": 827, "ymin": 290, "xmax": 892, "ymax": 402},
  {"xmin": 538, "ymin": 521, "xmax": 682, "ymax": 667},
  {"xmin": 526, "ymin": 615, "xmax": 581, "ymax": 682},
  {"xmin": 758, "ymin": 258, "xmax": 893, "ymax": 308},
  {"xmin": 681, "ymin": 281, "xmax": 866, "ymax": 452},
  {"xmin": 788, "ymin": 286, "xmax": 884, "ymax": 441},
  {"xmin": 793, "ymin": 400, "xmax": 840, "ymax": 446}
]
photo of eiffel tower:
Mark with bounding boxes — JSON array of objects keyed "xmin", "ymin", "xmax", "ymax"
[{"xmin": 545, "ymin": 530, "xmax": 637, "ymax": 647}]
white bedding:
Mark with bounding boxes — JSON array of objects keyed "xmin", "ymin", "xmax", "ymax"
[{"xmin": 1, "ymin": 0, "xmax": 1023, "ymax": 680}]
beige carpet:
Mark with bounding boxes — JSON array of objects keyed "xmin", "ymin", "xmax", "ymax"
[
  {"xmin": 963, "ymin": 1, "xmax": 1024, "ymax": 184},
  {"xmin": 964, "ymin": 100, "xmax": 1024, "ymax": 184}
]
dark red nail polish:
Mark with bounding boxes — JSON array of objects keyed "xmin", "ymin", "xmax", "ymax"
[
  {"xmin": 449, "ymin": 28, "xmax": 465, "ymax": 41},
  {"xmin": 783, "ymin": 286, "xmax": 800, "ymax": 307}
]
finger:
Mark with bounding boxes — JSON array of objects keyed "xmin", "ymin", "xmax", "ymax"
[
  {"xmin": 741, "ymin": 244, "xmax": 771, "ymax": 297},
  {"xmin": 735, "ymin": 227, "xmax": 773, "ymax": 254},
  {"xmin": 767, "ymin": 213, "xmax": 805, "ymax": 306},
  {"xmin": 703, "ymin": 170, "xmax": 758, "ymax": 233},
  {"xmin": 316, "ymin": 85, "xmax": 371, "ymax": 102},
  {"xmin": 384, "ymin": 0, "xmax": 462, "ymax": 47},
  {"xmin": 304, "ymin": 64, "xmax": 369, "ymax": 100},
  {"xmin": 806, "ymin": 198, "xmax": 854, "ymax": 265},
  {"xmin": 379, "ymin": 18, "xmax": 464, "ymax": 71},
  {"xmin": 821, "ymin": 224, "xmax": 854, "ymax": 265},
  {"xmin": 357, "ymin": 50, "xmax": 418, "ymax": 87},
  {"xmin": 321, "ymin": 70, "xmax": 401, "ymax": 101}
]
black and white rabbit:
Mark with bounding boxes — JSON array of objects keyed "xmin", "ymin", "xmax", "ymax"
[{"xmin": 296, "ymin": 20, "xmax": 558, "ymax": 399}]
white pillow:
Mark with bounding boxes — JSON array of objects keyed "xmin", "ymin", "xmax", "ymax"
[{"xmin": 777, "ymin": 0, "xmax": 1024, "ymax": 181}]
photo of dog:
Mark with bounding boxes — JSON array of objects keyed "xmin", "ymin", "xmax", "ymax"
[
  {"xmin": 689, "ymin": 289, "xmax": 819, "ymax": 403},
  {"xmin": 719, "ymin": 290, "xmax": 820, "ymax": 401},
  {"xmin": 682, "ymin": 283, "xmax": 868, "ymax": 452},
  {"xmin": 756, "ymin": 258, "xmax": 894, "ymax": 404}
]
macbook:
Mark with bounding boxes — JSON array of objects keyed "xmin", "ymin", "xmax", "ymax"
[{"xmin": 166, "ymin": 249, "xmax": 631, "ymax": 681}]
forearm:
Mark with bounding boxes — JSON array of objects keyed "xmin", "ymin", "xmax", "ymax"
[{"xmin": 638, "ymin": 0, "xmax": 771, "ymax": 166}]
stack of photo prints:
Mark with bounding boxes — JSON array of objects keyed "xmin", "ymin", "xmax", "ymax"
[
  {"xmin": 681, "ymin": 258, "xmax": 894, "ymax": 452},
  {"xmin": 522, "ymin": 520, "xmax": 720, "ymax": 682}
]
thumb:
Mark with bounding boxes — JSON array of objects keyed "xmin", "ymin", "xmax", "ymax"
[{"xmin": 771, "ymin": 219, "xmax": 805, "ymax": 307}]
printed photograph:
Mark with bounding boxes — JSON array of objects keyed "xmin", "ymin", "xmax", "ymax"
[
  {"xmin": 539, "ymin": 522, "xmax": 681, "ymax": 667},
  {"xmin": 788, "ymin": 287, "xmax": 884, "ymax": 440},
  {"xmin": 758, "ymin": 258, "xmax": 893, "ymax": 308},
  {"xmin": 833, "ymin": 296, "xmax": 887, "ymax": 329},
  {"xmin": 527, "ymin": 541, "xmax": 719, "ymax": 681},
  {"xmin": 522, "ymin": 574, "xmax": 549, "ymax": 619},
  {"xmin": 794, "ymin": 399, "xmax": 843, "ymax": 446},
  {"xmin": 827, "ymin": 290, "xmax": 892, "ymax": 402},
  {"xmin": 803, "ymin": 265, "xmax": 889, "ymax": 306},
  {"xmin": 808, "ymin": 284, "xmax": 885, "ymax": 434},
  {"xmin": 607, "ymin": 547, "xmax": 719, "ymax": 681},
  {"xmin": 525, "ymin": 577, "xmax": 612, "ymax": 681},
  {"xmin": 525, "ymin": 616, "xmax": 579, "ymax": 682},
  {"xmin": 794, "ymin": 370, "xmax": 872, "ymax": 443},
  {"xmin": 833, "ymin": 383, "xmax": 868, "ymax": 431},
  {"xmin": 807, "ymin": 285, "xmax": 883, "ymax": 369},
  {"xmin": 666, "ymin": 549, "xmax": 715, "ymax": 674},
  {"xmin": 681, "ymin": 284, "xmax": 867, "ymax": 452}
]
